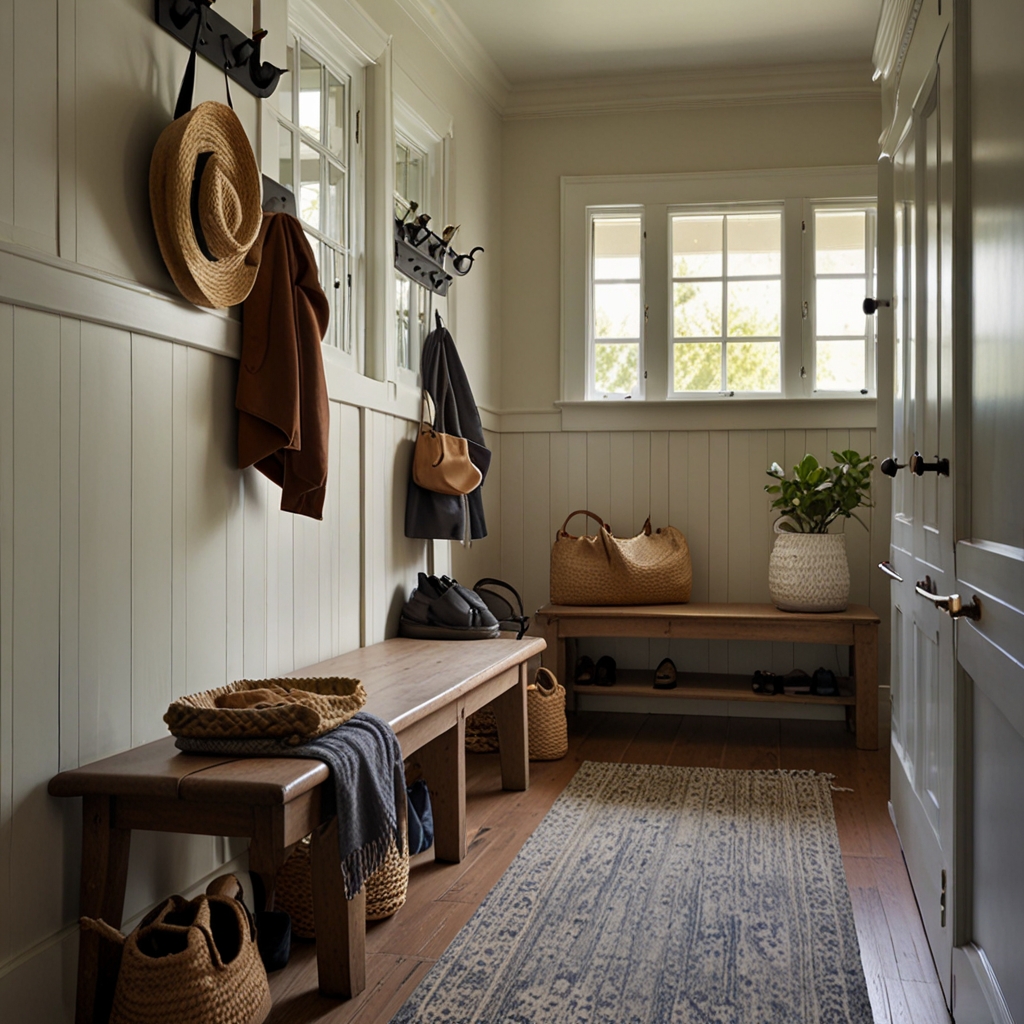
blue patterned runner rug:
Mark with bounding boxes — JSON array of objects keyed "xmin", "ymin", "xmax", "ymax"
[{"xmin": 390, "ymin": 762, "xmax": 873, "ymax": 1024}]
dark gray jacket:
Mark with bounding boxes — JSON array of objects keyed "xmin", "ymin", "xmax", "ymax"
[{"xmin": 405, "ymin": 316, "xmax": 491, "ymax": 540}]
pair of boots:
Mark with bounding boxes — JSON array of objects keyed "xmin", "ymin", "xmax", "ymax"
[{"xmin": 399, "ymin": 572, "xmax": 500, "ymax": 640}]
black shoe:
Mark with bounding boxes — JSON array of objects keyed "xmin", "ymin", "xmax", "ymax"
[
  {"xmin": 654, "ymin": 658, "xmax": 677, "ymax": 690},
  {"xmin": 399, "ymin": 572, "xmax": 500, "ymax": 640},
  {"xmin": 574, "ymin": 655, "xmax": 596, "ymax": 686},
  {"xmin": 811, "ymin": 667, "xmax": 838, "ymax": 696},
  {"xmin": 595, "ymin": 655, "xmax": 617, "ymax": 686},
  {"xmin": 752, "ymin": 670, "xmax": 781, "ymax": 695}
]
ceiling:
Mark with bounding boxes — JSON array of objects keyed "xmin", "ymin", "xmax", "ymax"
[{"xmin": 440, "ymin": 0, "xmax": 883, "ymax": 86}]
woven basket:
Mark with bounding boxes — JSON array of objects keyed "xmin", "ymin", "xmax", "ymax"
[
  {"xmin": 81, "ymin": 879, "xmax": 271, "ymax": 1024},
  {"xmin": 164, "ymin": 677, "xmax": 365, "ymax": 744},
  {"xmin": 465, "ymin": 708, "xmax": 500, "ymax": 753},
  {"xmin": 527, "ymin": 668, "xmax": 569, "ymax": 761},
  {"xmin": 465, "ymin": 670, "xmax": 569, "ymax": 761},
  {"xmin": 768, "ymin": 528, "xmax": 850, "ymax": 613},
  {"xmin": 275, "ymin": 832, "xmax": 409, "ymax": 937}
]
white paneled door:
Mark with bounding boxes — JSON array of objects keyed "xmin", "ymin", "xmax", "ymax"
[{"xmin": 886, "ymin": 31, "xmax": 957, "ymax": 1005}]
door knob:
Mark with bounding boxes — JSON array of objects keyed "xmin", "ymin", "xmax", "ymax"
[
  {"xmin": 880, "ymin": 457, "xmax": 907, "ymax": 477},
  {"xmin": 863, "ymin": 297, "xmax": 891, "ymax": 315},
  {"xmin": 909, "ymin": 451, "xmax": 949, "ymax": 476},
  {"xmin": 878, "ymin": 561, "xmax": 904, "ymax": 582},
  {"xmin": 915, "ymin": 577, "xmax": 982, "ymax": 620}
]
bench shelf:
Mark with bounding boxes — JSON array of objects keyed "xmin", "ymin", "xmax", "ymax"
[{"xmin": 536, "ymin": 602, "xmax": 880, "ymax": 750}]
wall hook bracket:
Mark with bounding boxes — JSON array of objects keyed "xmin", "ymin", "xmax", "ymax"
[{"xmin": 155, "ymin": 0, "xmax": 286, "ymax": 101}]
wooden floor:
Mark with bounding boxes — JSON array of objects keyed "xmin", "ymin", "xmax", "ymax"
[{"xmin": 265, "ymin": 712, "xmax": 951, "ymax": 1024}]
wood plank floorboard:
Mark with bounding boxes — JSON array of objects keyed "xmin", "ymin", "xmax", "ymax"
[{"xmin": 266, "ymin": 712, "xmax": 950, "ymax": 1024}]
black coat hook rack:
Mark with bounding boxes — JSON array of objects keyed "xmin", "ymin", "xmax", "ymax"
[
  {"xmin": 394, "ymin": 207, "xmax": 483, "ymax": 298},
  {"xmin": 155, "ymin": 0, "xmax": 286, "ymax": 101}
]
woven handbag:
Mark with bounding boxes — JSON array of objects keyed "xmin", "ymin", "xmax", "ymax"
[
  {"xmin": 81, "ymin": 875, "xmax": 271, "ymax": 1024},
  {"xmin": 549, "ymin": 510, "xmax": 692, "ymax": 606},
  {"xmin": 412, "ymin": 393, "xmax": 483, "ymax": 496},
  {"xmin": 275, "ymin": 832, "xmax": 410, "ymax": 937},
  {"xmin": 164, "ymin": 677, "xmax": 365, "ymax": 744}
]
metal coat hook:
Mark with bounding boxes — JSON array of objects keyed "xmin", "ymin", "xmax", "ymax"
[{"xmin": 155, "ymin": 0, "xmax": 287, "ymax": 101}]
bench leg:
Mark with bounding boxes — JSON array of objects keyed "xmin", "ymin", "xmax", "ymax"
[
  {"xmin": 853, "ymin": 625, "xmax": 879, "ymax": 751},
  {"xmin": 310, "ymin": 816, "xmax": 366, "ymax": 999},
  {"xmin": 540, "ymin": 616, "xmax": 569, "ymax": 708},
  {"xmin": 76, "ymin": 795, "xmax": 132, "ymax": 1024},
  {"xmin": 493, "ymin": 663, "xmax": 529, "ymax": 791},
  {"xmin": 417, "ymin": 718, "xmax": 466, "ymax": 863}
]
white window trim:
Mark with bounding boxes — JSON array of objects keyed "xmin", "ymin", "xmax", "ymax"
[
  {"xmin": 561, "ymin": 166, "xmax": 878, "ymax": 403},
  {"xmin": 393, "ymin": 65, "xmax": 451, "ymax": 389}
]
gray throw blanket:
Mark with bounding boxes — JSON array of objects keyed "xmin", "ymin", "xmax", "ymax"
[{"xmin": 176, "ymin": 712, "xmax": 403, "ymax": 899}]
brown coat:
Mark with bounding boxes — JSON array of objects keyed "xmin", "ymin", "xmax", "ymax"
[{"xmin": 236, "ymin": 213, "xmax": 330, "ymax": 519}]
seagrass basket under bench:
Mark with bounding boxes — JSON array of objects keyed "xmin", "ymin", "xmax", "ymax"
[
  {"xmin": 49, "ymin": 635, "xmax": 543, "ymax": 1024},
  {"xmin": 536, "ymin": 602, "xmax": 880, "ymax": 750}
]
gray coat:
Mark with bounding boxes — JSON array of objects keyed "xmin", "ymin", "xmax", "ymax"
[{"xmin": 405, "ymin": 316, "xmax": 491, "ymax": 541}]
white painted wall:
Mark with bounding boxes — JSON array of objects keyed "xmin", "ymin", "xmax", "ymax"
[{"xmin": 0, "ymin": 0, "xmax": 497, "ymax": 1016}]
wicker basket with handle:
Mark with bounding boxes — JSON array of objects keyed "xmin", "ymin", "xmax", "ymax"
[
  {"xmin": 465, "ymin": 669, "xmax": 568, "ymax": 761},
  {"xmin": 275, "ymin": 832, "xmax": 410, "ymax": 937}
]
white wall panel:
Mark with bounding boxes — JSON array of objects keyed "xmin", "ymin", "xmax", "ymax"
[
  {"xmin": 0, "ymin": 305, "xmax": 13, "ymax": 968},
  {"xmin": 9, "ymin": 309, "xmax": 63, "ymax": 955}
]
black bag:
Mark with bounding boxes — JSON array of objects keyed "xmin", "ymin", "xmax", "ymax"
[
  {"xmin": 473, "ymin": 578, "xmax": 529, "ymax": 639},
  {"xmin": 407, "ymin": 779, "xmax": 434, "ymax": 855}
]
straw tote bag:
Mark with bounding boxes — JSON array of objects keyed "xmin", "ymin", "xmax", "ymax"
[{"xmin": 550, "ymin": 510, "xmax": 692, "ymax": 606}]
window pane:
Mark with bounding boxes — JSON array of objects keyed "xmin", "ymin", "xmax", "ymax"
[
  {"xmin": 674, "ymin": 281, "xmax": 722, "ymax": 337},
  {"xmin": 672, "ymin": 215, "xmax": 722, "ymax": 277},
  {"xmin": 817, "ymin": 339, "xmax": 865, "ymax": 390},
  {"xmin": 396, "ymin": 275, "xmax": 411, "ymax": 369},
  {"xmin": 817, "ymin": 278, "xmax": 866, "ymax": 336},
  {"xmin": 727, "ymin": 341, "xmax": 781, "ymax": 391},
  {"xmin": 299, "ymin": 50, "xmax": 322, "ymax": 140},
  {"xmin": 327, "ymin": 72, "xmax": 346, "ymax": 158},
  {"xmin": 594, "ymin": 218, "xmax": 641, "ymax": 280},
  {"xmin": 674, "ymin": 342, "xmax": 721, "ymax": 392},
  {"xmin": 816, "ymin": 210, "xmax": 866, "ymax": 274},
  {"xmin": 327, "ymin": 162, "xmax": 345, "ymax": 241},
  {"xmin": 728, "ymin": 280, "xmax": 780, "ymax": 337},
  {"xmin": 595, "ymin": 283, "xmax": 640, "ymax": 338},
  {"xmin": 279, "ymin": 44, "xmax": 294, "ymax": 120},
  {"xmin": 277, "ymin": 124, "xmax": 294, "ymax": 190},
  {"xmin": 299, "ymin": 143, "xmax": 321, "ymax": 229},
  {"xmin": 727, "ymin": 213, "xmax": 781, "ymax": 275},
  {"xmin": 595, "ymin": 343, "xmax": 639, "ymax": 393}
]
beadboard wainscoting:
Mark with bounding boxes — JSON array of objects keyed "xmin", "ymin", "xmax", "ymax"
[
  {"xmin": 0, "ymin": 300, "xmax": 438, "ymax": 1014},
  {"xmin": 488, "ymin": 427, "xmax": 889, "ymax": 706}
]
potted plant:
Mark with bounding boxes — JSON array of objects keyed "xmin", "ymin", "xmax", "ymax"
[{"xmin": 764, "ymin": 450, "xmax": 875, "ymax": 612}]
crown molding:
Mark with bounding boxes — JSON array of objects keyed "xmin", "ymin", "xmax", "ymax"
[
  {"xmin": 872, "ymin": 0, "xmax": 925, "ymax": 83},
  {"xmin": 391, "ymin": 0, "xmax": 510, "ymax": 114},
  {"xmin": 292, "ymin": 0, "xmax": 390, "ymax": 66},
  {"xmin": 503, "ymin": 61, "xmax": 879, "ymax": 120}
]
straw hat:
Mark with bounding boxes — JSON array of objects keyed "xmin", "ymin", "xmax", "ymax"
[{"xmin": 149, "ymin": 100, "xmax": 264, "ymax": 309}]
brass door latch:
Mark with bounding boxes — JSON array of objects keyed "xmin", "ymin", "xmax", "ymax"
[{"xmin": 915, "ymin": 576, "xmax": 982, "ymax": 620}]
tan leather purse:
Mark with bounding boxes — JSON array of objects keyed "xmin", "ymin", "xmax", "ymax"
[
  {"xmin": 412, "ymin": 393, "xmax": 483, "ymax": 496},
  {"xmin": 550, "ymin": 510, "xmax": 692, "ymax": 606}
]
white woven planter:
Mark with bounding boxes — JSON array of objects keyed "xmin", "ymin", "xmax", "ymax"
[{"xmin": 768, "ymin": 527, "xmax": 850, "ymax": 612}]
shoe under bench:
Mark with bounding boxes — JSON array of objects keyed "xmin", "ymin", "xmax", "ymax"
[{"xmin": 536, "ymin": 603, "xmax": 880, "ymax": 751}]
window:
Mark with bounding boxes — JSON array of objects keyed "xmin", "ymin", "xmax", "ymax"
[
  {"xmin": 395, "ymin": 135, "xmax": 429, "ymax": 372},
  {"xmin": 274, "ymin": 33, "xmax": 363, "ymax": 364},
  {"xmin": 563, "ymin": 168, "xmax": 877, "ymax": 402},
  {"xmin": 810, "ymin": 205, "xmax": 877, "ymax": 393},
  {"xmin": 590, "ymin": 211, "xmax": 644, "ymax": 398},
  {"xmin": 671, "ymin": 209, "xmax": 782, "ymax": 394}
]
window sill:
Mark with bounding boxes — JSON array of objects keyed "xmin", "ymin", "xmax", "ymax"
[{"xmin": 555, "ymin": 397, "xmax": 877, "ymax": 432}]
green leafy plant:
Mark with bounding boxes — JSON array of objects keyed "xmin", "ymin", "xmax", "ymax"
[{"xmin": 765, "ymin": 450, "xmax": 875, "ymax": 533}]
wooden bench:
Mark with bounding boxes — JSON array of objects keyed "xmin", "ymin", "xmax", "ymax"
[
  {"xmin": 536, "ymin": 603, "xmax": 880, "ymax": 750},
  {"xmin": 49, "ymin": 636, "xmax": 544, "ymax": 1024}
]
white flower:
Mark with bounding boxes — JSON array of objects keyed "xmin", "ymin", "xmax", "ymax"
[
  {"xmin": 770, "ymin": 462, "xmax": 784, "ymax": 476},
  {"xmin": 792, "ymin": 497, "xmax": 801, "ymax": 505}
]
